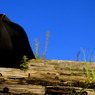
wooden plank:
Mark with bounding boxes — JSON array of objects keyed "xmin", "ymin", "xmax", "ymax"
[
  {"xmin": 0, "ymin": 59, "xmax": 95, "ymax": 94},
  {"xmin": 0, "ymin": 84, "xmax": 45, "ymax": 95},
  {"xmin": 45, "ymin": 86, "xmax": 95, "ymax": 95}
]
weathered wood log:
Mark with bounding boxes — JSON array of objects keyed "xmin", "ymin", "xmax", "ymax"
[
  {"xmin": 0, "ymin": 84, "xmax": 45, "ymax": 95},
  {"xmin": 45, "ymin": 86, "xmax": 95, "ymax": 95},
  {"xmin": 0, "ymin": 59, "xmax": 95, "ymax": 94},
  {"xmin": 45, "ymin": 86, "xmax": 76, "ymax": 94}
]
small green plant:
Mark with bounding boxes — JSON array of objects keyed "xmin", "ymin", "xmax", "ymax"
[
  {"xmin": 76, "ymin": 51, "xmax": 81, "ymax": 61},
  {"xmin": 76, "ymin": 48, "xmax": 95, "ymax": 81},
  {"xmin": 85, "ymin": 62, "xmax": 91, "ymax": 79},
  {"xmin": 20, "ymin": 55, "xmax": 29, "ymax": 71},
  {"xmin": 70, "ymin": 86, "xmax": 88, "ymax": 95},
  {"xmin": 91, "ymin": 70, "xmax": 95, "ymax": 81},
  {"xmin": 35, "ymin": 31, "xmax": 50, "ymax": 59},
  {"xmin": 71, "ymin": 71, "xmax": 77, "ymax": 76},
  {"xmin": 41, "ymin": 32, "xmax": 50, "ymax": 59},
  {"xmin": 35, "ymin": 38, "xmax": 39, "ymax": 59},
  {"xmin": 76, "ymin": 48, "xmax": 95, "ymax": 62},
  {"xmin": 84, "ymin": 62, "xmax": 95, "ymax": 81}
]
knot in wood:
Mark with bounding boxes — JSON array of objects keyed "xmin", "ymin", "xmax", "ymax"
[{"xmin": 3, "ymin": 87, "xmax": 9, "ymax": 93}]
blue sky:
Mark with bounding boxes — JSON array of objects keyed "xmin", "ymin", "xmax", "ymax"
[{"xmin": 1, "ymin": 0, "xmax": 95, "ymax": 61}]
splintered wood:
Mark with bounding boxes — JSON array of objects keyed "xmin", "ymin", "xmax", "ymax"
[{"xmin": 0, "ymin": 59, "xmax": 95, "ymax": 94}]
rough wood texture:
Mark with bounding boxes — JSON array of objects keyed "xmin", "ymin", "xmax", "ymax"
[{"xmin": 0, "ymin": 59, "xmax": 95, "ymax": 94}]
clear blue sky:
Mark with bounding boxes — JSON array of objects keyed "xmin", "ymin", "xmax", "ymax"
[{"xmin": 1, "ymin": 0, "xmax": 95, "ymax": 61}]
